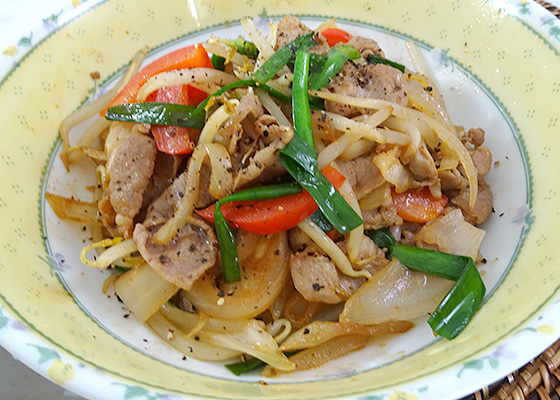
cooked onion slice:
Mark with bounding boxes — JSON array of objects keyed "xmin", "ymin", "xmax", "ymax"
[
  {"xmin": 280, "ymin": 320, "xmax": 413, "ymax": 352},
  {"xmin": 115, "ymin": 263, "xmax": 179, "ymax": 323},
  {"xmin": 262, "ymin": 334, "xmax": 368, "ymax": 377},
  {"xmin": 45, "ymin": 192, "xmax": 102, "ymax": 226},
  {"xmin": 415, "ymin": 208, "xmax": 486, "ymax": 260},
  {"xmin": 340, "ymin": 258, "xmax": 453, "ymax": 325}
]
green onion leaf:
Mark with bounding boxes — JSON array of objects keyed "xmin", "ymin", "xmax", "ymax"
[
  {"xmin": 364, "ymin": 228, "xmax": 396, "ymax": 253},
  {"xmin": 252, "ymin": 33, "xmax": 317, "ymax": 83},
  {"xmin": 292, "ymin": 50, "xmax": 314, "ymax": 147},
  {"xmin": 389, "ymin": 244, "xmax": 467, "ymax": 281},
  {"xmin": 367, "ymin": 54, "xmax": 406, "ymax": 73},
  {"xmin": 427, "ymin": 258, "xmax": 485, "ymax": 339},
  {"xmin": 225, "ymin": 357, "xmax": 266, "ymax": 376},
  {"xmin": 279, "ymin": 136, "xmax": 363, "ymax": 234},
  {"xmin": 308, "ymin": 210, "xmax": 333, "ymax": 233},
  {"xmin": 211, "ymin": 54, "xmax": 226, "ymax": 71},
  {"xmin": 106, "ymin": 103, "xmax": 205, "ymax": 129},
  {"xmin": 231, "ymin": 38, "xmax": 259, "ymax": 58}
]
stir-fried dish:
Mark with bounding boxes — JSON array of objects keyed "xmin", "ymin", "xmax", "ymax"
[{"xmin": 47, "ymin": 16, "xmax": 493, "ymax": 376}]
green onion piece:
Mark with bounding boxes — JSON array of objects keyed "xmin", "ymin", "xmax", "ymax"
[
  {"xmin": 309, "ymin": 48, "xmax": 349, "ymax": 91},
  {"xmin": 388, "ymin": 243, "xmax": 486, "ymax": 340},
  {"xmin": 364, "ymin": 228, "xmax": 396, "ymax": 253},
  {"xmin": 427, "ymin": 258, "xmax": 485, "ymax": 339},
  {"xmin": 279, "ymin": 136, "xmax": 363, "ymax": 234},
  {"xmin": 252, "ymin": 33, "xmax": 317, "ymax": 83},
  {"xmin": 211, "ymin": 54, "xmax": 226, "ymax": 71},
  {"xmin": 309, "ymin": 210, "xmax": 333, "ymax": 233},
  {"xmin": 389, "ymin": 244, "xmax": 467, "ymax": 281},
  {"xmin": 225, "ymin": 357, "xmax": 265, "ymax": 376},
  {"xmin": 333, "ymin": 44, "xmax": 362, "ymax": 60},
  {"xmin": 212, "ymin": 181, "xmax": 303, "ymax": 284},
  {"xmin": 213, "ymin": 207, "xmax": 240, "ymax": 283},
  {"xmin": 231, "ymin": 38, "xmax": 259, "ymax": 58},
  {"xmin": 292, "ymin": 50, "xmax": 314, "ymax": 147},
  {"xmin": 307, "ymin": 52, "xmax": 328, "ymax": 72},
  {"xmin": 225, "ymin": 351, "xmax": 298, "ymax": 376},
  {"xmin": 367, "ymin": 54, "xmax": 406, "ymax": 73},
  {"xmin": 106, "ymin": 103, "xmax": 205, "ymax": 129}
]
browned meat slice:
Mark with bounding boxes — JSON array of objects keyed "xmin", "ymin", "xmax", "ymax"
[
  {"xmin": 106, "ymin": 132, "xmax": 156, "ymax": 238},
  {"xmin": 450, "ymin": 182, "xmax": 493, "ymax": 225},
  {"xmin": 233, "ymin": 115, "xmax": 294, "ymax": 189},
  {"xmin": 470, "ymin": 146, "xmax": 492, "ymax": 178},
  {"xmin": 216, "ymin": 91, "xmax": 264, "ymax": 157},
  {"xmin": 345, "ymin": 36, "xmax": 385, "ymax": 58},
  {"xmin": 439, "ymin": 168, "xmax": 467, "ymax": 191},
  {"xmin": 134, "ymin": 169, "xmax": 219, "ymax": 290},
  {"xmin": 142, "ymin": 153, "xmax": 184, "ymax": 211},
  {"xmin": 275, "ymin": 15, "xmax": 329, "ymax": 55},
  {"xmin": 462, "ymin": 127, "xmax": 485, "ymax": 147},
  {"xmin": 133, "ymin": 219, "xmax": 218, "ymax": 290},
  {"xmin": 325, "ymin": 63, "xmax": 408, "ymax": 117},
  {"xmin": 337, "ymin": 152, "xmax": 385, "ymax": 199},
  {"xmin": 290, "ymin": 250, "xmax": 346, "ymax": 304},
  {"xmin": 362, "ymin": 205, "xmax": 403, "ymax": 229},
  {"xmin": 407, "ymin": 143, "xmax": 438, "ymax": 184},
  {"xmin": 254, "ymin": 114, "xmax": 293, "ymax": 145}
]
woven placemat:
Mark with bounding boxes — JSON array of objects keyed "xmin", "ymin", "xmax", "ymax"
[{"xmin": 461, "ymin": 1, "xmax": 559, "ymax": 399}]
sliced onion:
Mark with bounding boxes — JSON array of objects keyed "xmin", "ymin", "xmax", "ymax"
[
  {"xmin": 147, "ymin": 312, "xmax": 241, "ymax": 361},
  {"xmin": 372, "ymin": 147, "xmax": 413, "ymax": 193},
  {"xmin": 198, "ymin": 99, "xmax": 240, "ymax": 144},
  {"xmin": 185, "ymin": 232, "xmax": 290, "ymax": 319},
  {"xmin": 340, "ymin": 258, "xmax": 453, "ymax": 325},
  {"xmin": 115, "ymin": 263, "xmax": 179, "ymax": 323},
  {"xmin": 414, "ymin": 208, "xmax": 486, "ymax": 260},
  {"xmin": 280, "ymin": 320, "xmax": 413, "ymax": 352},
  {"xmin": 262, "ymin": 334, "xmax": 368, "ymax": 377},
  {"xmin": 45, "ymin": 192, "xmax": 102, "ymax": 226}
]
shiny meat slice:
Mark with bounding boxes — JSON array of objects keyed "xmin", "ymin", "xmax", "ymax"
[
  {"xmin": 108, "ymin": 132, "xmax": 156, "ymax": 238},
  {"xmin": 337, "ymin": 235, "xmax": 389, "ymax": 276},
  {"xmin": 142, "ymin": 153, "xmax": 184, "ymax": 211},
  {"xmin": 142, "ymin": 169, "xmax": 189, "ymax": 228},
  {"xmin": 407, "ymin": 143, "xmax": 438, "ymax": 184},
  {"xmin": 216, "ymin": 91, "xmax": 264, "ymax": 155},
  {"xmin": 362, "ymin": 205, "xmax": 403, "ymax": 229},
  {"xmin": 439, "ymin": 168, "xmax": 467, "ymax": 191},
  {"xmin": 290, "ymin": 250, "xmax": 345, "ymax": 304},
  {"xmin": 254, "ymin": 114, "xmax": 293, "ymax": 145},
  {"xmin": 462, "ymin": 128, "xmax": 485, "ymax": 148},
  {"xmin": 233, "ymin": 140, "xmax": 288, "ymax": 190},
  {"xmin": 450, "ymin": 182, "xmax": 493, "ymax": 225},
  {"xmin": 133, "ymin": 218, "xmax": 218, "ymax": 290},
  {"xmin": 337, "ymin": 152, "xmax": 385, "ymax": 199},
  {"xmin": 345, "ymin": 36, "xmax": 385, "ymax": 58},
  {"xmin": 325, "ymin": 63, "xmax": 408, "ymax": 118},
  {"xmin": 469, "ymin": 146, "xmax": 492, "ymax": 178},
  {"xmin": 275, "ymin": 15, "xmax": 330, "ymax": 55}
]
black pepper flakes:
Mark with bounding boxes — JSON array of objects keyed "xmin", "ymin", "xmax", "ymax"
[
  {"xmin": 312, "ymin": 283, "xmax": 324, "ymax": 291},
  {"xmin": 217, "ymin": 290, "xmax": 225, "ymax": 297},
  {"xmin": 303, "ymin": 328, "xmax": 310, "ymax": 334},
  {"xmin": 159, "ymin": 255, "xmax": 169, "ymax": 263}
]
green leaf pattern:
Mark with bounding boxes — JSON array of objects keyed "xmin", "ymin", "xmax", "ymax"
[{"xmin": 27, "ymin": 344, "xmax": 61, "ymax": 364}]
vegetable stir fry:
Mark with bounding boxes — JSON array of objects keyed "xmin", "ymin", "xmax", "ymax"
[{"xmin": 48, "ymin": 15, "xmax": 494, "ymax": 376}]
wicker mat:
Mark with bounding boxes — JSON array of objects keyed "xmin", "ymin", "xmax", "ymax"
[{"xmin": 461, "ymin": 1, "xmax": 559, "ymax": 399}]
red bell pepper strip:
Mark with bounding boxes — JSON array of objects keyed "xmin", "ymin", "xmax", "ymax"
[
  {"xmin": 101, "ymin": 43, "xmax": 213, "ymax": 115},
  {"xmin": 147, "ymin": 85, "xmax": 208, "ymax": 155},
  {"xmin": 196, "ymin": 165, "xmax": 347, "ymax": 235},
  {"xmin": 392, "ymin": 187, "xmax": 448, "ymax": 223},
  {"xmin": 321, "ymin": 28, "xmax": 352, "ymax": 47}
]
